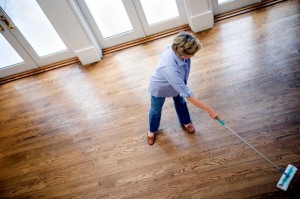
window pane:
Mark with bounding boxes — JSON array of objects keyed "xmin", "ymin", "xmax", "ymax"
[
  {"xmin": 84, "ymin": 0, "xmax": 133, "ymax": 39},
  {"xmin": 140, "ymin": 0, "xmax": 179, "ymax": 25},
  {"xmin": 3, "ymin": 0, "xmax": 67, "ymax": 57},
  {"xmin": 0, "ymin": 34, "xmax": 23, "ymax": 69}
]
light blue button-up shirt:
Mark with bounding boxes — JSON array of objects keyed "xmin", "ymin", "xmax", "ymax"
[{"xmin": 149, "ymin": 47, "xmax": 193, "ymax": 98}]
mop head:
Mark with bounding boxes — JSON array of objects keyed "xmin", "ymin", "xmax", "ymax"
[{"xmin": 277, "ymin": 164, "xmax": 298, "ymax": 191}]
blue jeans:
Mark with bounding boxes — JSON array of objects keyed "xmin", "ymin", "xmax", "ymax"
[{"xmin": 148, "ymin": 95, "xmax": 191, "ymax": 133}]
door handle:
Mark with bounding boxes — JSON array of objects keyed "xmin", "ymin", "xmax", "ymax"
[
  {"xmin": 0, "ymin": 24, "xmax": 4, "ymax": 31},
  {"xmin": 0, "ymin": 15, "xmax": 14, "ymax": 29}
]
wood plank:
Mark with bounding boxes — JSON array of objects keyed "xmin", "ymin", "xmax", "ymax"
[{"xmin": 0, "ymin": 58, "xmax": 80, "ymax": 85}]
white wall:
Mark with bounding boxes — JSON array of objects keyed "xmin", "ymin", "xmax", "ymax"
[{"xmin": 184, "ymin": 0, "xmax": 214, "ymax": 32}]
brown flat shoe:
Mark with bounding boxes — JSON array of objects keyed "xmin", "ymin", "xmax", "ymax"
[
  {"xmin": 182, "ymin": 123, "xmax": 195, "ymax": 134},
  {"xmin": 147, "ymin": 132, "xmax": 155, "ymax": 145}
]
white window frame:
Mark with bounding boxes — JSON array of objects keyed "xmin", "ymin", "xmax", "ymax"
[{"xmin": 212, "ymin": 0, "xmax": 261, "ymax": 15}]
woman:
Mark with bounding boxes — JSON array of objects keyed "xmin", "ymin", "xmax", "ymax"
[{"xmin": 147, "ymin": 31, "xmax": 220, "ymax": 145}]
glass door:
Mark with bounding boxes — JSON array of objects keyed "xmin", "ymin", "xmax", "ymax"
[
  {"xmin": 212, "ymin": 0, "xmax": 261, "ymax": 15},
  {"xmin": 77, "ymin": 0, "xmax": 145, "ymax": 48},
  {"xmin": 133, "ymin": 0, "xmax": 187, "ymax": 35},
  {"xmin": 77, "ymin": 0, "xmax": 188, "ymax": 48},
  {"xmin": 0, "ymin": 0, "xmax": 74, "ymax": 70},
  {"xmin": 0, "ymin": 22, "xmax": 37, "ymax": 78}
]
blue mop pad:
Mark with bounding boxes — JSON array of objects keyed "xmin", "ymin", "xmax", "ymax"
[{"xmin": 277, "ymin": 164, "xmax": 298, "ymax": 191}]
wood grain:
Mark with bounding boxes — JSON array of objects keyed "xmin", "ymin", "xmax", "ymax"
[{"xmin": 0, "ymin": 1, "xmax": 300, "ymax": 198}]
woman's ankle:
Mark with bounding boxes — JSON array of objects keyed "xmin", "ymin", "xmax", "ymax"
[
  {"xmin": 184, "ymin": 122, "xmax": 192, "ymax": 127},
  {"xmin": 148, "ymin": 131, "xmax": 155, "ymax": 137}
]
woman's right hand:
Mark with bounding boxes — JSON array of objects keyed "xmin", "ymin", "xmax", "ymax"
[
  {"xmin": 207, "ymin": 109, "xmax": 218, "ymax": 119},
  {"xmin": 185, "ymin": 97, "xmax": 220, "ymax": 119}
]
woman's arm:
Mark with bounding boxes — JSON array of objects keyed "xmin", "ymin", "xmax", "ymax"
[{"xmin": 185, "ymin": 96, "xmax": 219, "ymax": 119}]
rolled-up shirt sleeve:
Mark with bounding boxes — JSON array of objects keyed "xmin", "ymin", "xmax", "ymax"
[{"xmin": 162, "ymin": 65, "xmax": 193, "ymax": 97}]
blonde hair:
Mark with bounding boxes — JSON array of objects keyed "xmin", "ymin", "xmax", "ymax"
[{"xmin": 172, "ymin": 31, "xmax": 201, "ymax": 57}]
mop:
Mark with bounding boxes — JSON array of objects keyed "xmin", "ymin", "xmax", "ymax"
[{"xmin": 215, "ymin": 118, "xmax": 298, "ymax": 191}]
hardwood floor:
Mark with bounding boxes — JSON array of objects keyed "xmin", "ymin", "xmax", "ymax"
[{"xmin": 1, "ymin": 1, "xmax": 300, "ymax": 198}]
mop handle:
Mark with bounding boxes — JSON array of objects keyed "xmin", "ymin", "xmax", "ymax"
[{"xmin": 216, "ymin": 118, "xmax": 285, "ymax": 174}]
